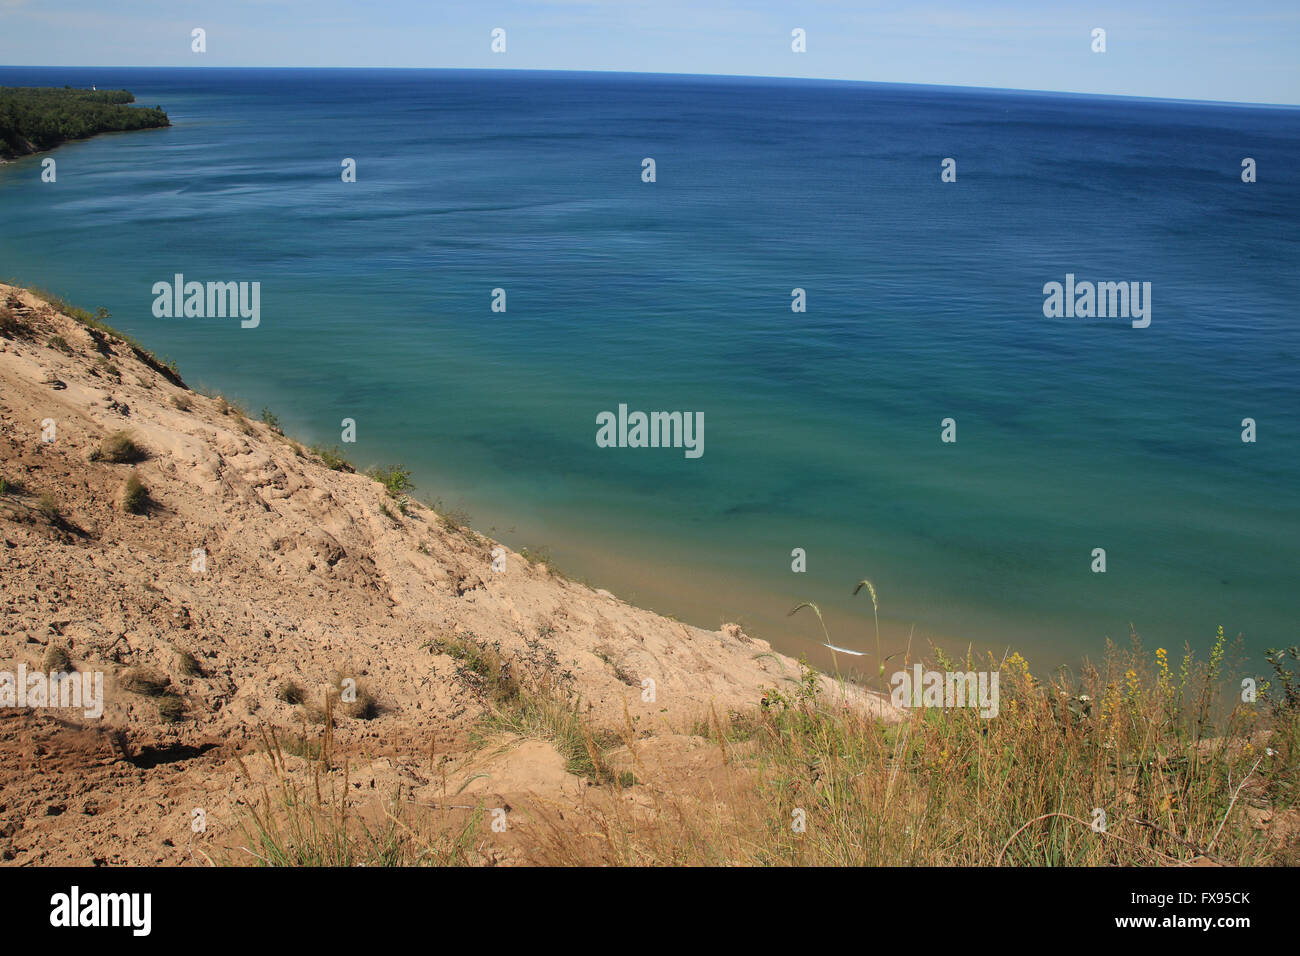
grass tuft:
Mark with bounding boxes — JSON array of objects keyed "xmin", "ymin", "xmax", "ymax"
[
  {"xmin": 94, "ymin": 430, "xmax": 146, "ymax": 464},
  {"xmin": 277, "ymin": 681, "xmax": 306, "ymax": 706},
  {"xmin": 120, "ymin": 471, "xmax": 149, "ymax": 513},
  {"xmin": 35, "ymin": 492, "xmax": 61, "ymax": 522},
  {"xmin": 43, "ymin": 644, "xmax": 72, "ymax": 673},
  {"xmin": 119, "ymin": 668, "xmax": 170, "ymax": 696},
  {"xmin": 309, "ymin": 444, "xmax": 354, "ymax": 472}
]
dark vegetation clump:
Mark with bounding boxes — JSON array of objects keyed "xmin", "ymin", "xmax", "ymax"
[{"xmin": 0, "ymin": 86, "xmax": 170, "ymax": 159}]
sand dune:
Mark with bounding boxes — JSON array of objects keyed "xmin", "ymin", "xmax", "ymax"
[{"xmin": 0, "ymin": 283, "xmax": 894, "ymax": 865}]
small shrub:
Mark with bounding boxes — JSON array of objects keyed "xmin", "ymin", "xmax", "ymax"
[
  {"xmin": 120, "ymin": 668, "xmax": 170, "ymax": 696},
  {"xmin": 1265, "ymin": 646, "xmax": 1300, "ymax": 714},
  {"xmin": 277, "ymin": 681, "xmax": 306, "ymax": 705},
  {"xmin": 259, "ymin": 407, "xmax": 282, "ymax": 432},
  {"xmin": 176, "ymin": 648, "xmax": 202, "ymax": 677},
  {"xmin": 43, "ymin": 644, "xmax": 72, "ymax": 672},
  {"xmin": 520, "ymin": 545, "xmax": 564, "ymax": 577},
  {"xmin": 369, "ymin": 464, "xmax": 414, "ymax": 499},
  {"xmin": 0, "ymin": 304, "xmax": 26, "ymax": 338},
  {"xmin": 121, "ymin": 472, "xmax": 149, "ymax": 513},
  {"xmin": 157, "ymin": 694, "xmax": 185, "ymax": 723},
  {"xmin": 47, "ymin": 335, "xmax": 73, "ymax": 354},
  {"xmin": 0, "ymin": 475, "xmax": 25, "ymax": 496},
  {"xmin": 310, "ymin": 444, "xmax": 353, "ymax": 472},
  {"xmin": 342, "ymin": 684, "xmax": 379, "ymax": 720},
  {"xmin": 170, "ymin": 393, "xmax": 193, "ymax": 411},
  {"xmin": 432, "ymin": 498, "xmax": 473, "ymax": 534},
  {"xmin": 35, "ymin": 492, "xmax": 60, "ymax": 522},
  {"xmin": 96, "ymin": 430, "xmax": 145, "ymax": 463}
]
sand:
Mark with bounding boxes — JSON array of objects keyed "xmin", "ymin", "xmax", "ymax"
[{"xmin": 0, "ymin": 283, "xmax": 897, "ymax": 865}]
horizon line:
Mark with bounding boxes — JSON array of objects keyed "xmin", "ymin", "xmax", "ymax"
[{"xmin": 3, "ymin": 64, "xmax": 1297, "ymax": 110}]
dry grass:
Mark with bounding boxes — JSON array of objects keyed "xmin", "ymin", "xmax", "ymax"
[
  {"xmin": 221, "ymin": 570, "xmax": 1297, "ymax": 868},
  {"xmin": 276, "ymin": 680, "xmax": 306, "ymax": 706},
  {"xmin": 157, "ymin": 693, "xmax": 186, "ymax": 723},
  {"xmin": 42, "ymin": 644, "xmax": 72, "ymax": 672},
  {"xmin": 532, "ymin": 627, "xmax": 1297, "ymax": 866},
  {"xmin": 120, "ymin": 471, "xmax": 149, "ymax": 513},
  {"xmin": 0, "ymin": 303, "xmax": 26, "ymax": 338},
  {"xmin": 94, "ymin": 430, "xmax": 146, "ymax": 464},
  {"xmin": 119, "ymin": 667, "xmax": 171, "ymax": 696},
  {"xmin": 35, "ymin": 492, "xmax": 61, "ymax": 523},
  {"xmin": 176, "ymin": 647, "xmax": 203, "ymax": 677},
  {"xmin": 222, "ymin": 716, "xmax": 484, "ymax": 867}
]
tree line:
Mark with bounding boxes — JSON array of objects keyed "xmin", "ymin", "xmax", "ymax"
[{"xmin": 0, "ymin": 86, "xmax": 170, "ymax": 159}]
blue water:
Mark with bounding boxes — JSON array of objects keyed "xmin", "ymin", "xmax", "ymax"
[{"xmin": 2, "ymin": 67, "xmax": 1297, "ymax": 673}]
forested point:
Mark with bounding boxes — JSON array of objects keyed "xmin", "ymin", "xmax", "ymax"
[{"xmin": 0, "ymin": 86, "xmax": 170, "ymax": 159}]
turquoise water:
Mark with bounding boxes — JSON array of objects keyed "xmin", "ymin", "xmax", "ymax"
[{"xmin": 2, "ymin": 68, "xmax": 1297, "ymax": 673}]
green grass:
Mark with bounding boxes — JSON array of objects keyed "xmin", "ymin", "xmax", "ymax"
[
  {"xmin": 422, "ymin": 633, "xmax": 521, "ymax": 704},
  {"xmin": 224, "ymin": 614, "xmax": 1299, "ymax": 868},
  {"xmin": 565, "ymin": 622, "xmax": 1296, "ymax": 866},
  {"xmin": 369, "ymin": 464, "xmax": 413, "ymax": 499},
  {"xmin": 309, "ymin": 444, "xmax": 354, "ymax": 472},
  {"xmin": 480, "ymin": 687, "xmax": 626, "ymax": 784},
  {"xmin": 519, "ymin": 545, "xmax": 570, "ymax": 580}
]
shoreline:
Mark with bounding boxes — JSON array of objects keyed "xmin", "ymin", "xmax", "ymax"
[
  {"xmin": 0, "ymin": 84, "xmax": 170, "ymax": 163},
  {"xmin": 0, "ymin": 279, "xmax": 898, "ymax": 861},
  {"xmin": 0, "ymin": 277, "xmax": 1098, "ymax": 681},
  {"xmin": 2, "ymin": 281, "xmax": 1293, "ymax": 867}
]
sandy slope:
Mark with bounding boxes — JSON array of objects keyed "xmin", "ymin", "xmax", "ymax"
[{"xmin": 0, "ymin": 284, "xmax": 895, "ymax": 865}]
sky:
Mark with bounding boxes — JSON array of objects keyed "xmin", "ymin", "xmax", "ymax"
[{"xmin": 1, "ymin": 0, "xmax": 1297, "ymax": 106}]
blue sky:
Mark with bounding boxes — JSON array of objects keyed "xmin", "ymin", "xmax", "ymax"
[{"xmin": 1, "ymin": 0, "xmax": 1297, "ymax": 105}]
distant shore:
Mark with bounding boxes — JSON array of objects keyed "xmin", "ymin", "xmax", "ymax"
[{"xmin": 0, "ymin": 86, "xmax": 169, "ymax": 161}]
